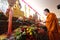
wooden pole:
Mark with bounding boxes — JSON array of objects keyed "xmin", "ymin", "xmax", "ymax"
[
  {"xmin": 7, "ymin": 0, "xmax": 16, "ymax": 36},
  {"xmin": 7, "ymin": 7, "xmax": 13, "ymax": 36}
]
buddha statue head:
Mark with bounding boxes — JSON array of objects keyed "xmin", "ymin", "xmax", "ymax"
[{"xmin": 8, "ymin": 0, "xmax": 16, "ymax": 7}]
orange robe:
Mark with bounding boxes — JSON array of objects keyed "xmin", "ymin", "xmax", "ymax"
[{"xmin": 46, "ymin": 13, "xmax": 60, "ymax": 40}]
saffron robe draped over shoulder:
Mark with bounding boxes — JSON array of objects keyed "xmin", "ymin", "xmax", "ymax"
[{"xmin": 46, "ymin": 13, "xmax": 60, "ymax": 40}]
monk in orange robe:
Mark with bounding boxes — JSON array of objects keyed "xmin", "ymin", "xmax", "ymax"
[{"xmin": 44, "ymin": 8, "xmax": 60, "ymax": 40}]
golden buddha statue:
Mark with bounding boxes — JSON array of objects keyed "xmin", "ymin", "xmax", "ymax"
[
  {"xmin": 13, "ymin": 0, "xmax": 24, "ymax": 17},
  {"xmin": 6, "ymin": 0, "xmax": 24, "ymax": 18}
]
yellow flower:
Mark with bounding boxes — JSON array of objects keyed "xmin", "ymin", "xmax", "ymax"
[
  {"xmin": 26, "ymin": 28, "xmax": 29, "ymax": 31},
  {"xmin": 29, "ymin": 29, "xmax": 32, "ymax": 32},
  {"xmin": 30, "ymin": 32, "xmax": 32, "ymax": 35}
]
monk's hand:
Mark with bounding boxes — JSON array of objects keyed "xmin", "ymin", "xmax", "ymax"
[
  {"xmin": 40, "ymin": 22, "xmax": 45, "ymax": 26},
  {"xmin": 40, "ymin": 19, "xmax": 45, "ymax": 22}
]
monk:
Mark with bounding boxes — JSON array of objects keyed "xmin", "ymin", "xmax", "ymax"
[{"xmin": 44, "ymin": 8, "xmax": 60, "ymax": 40}]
